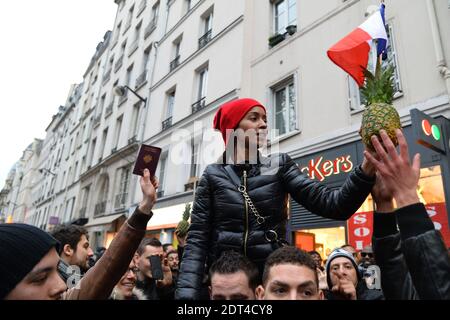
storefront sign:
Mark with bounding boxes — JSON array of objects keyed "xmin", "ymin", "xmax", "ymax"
[
  {"xmin": 48, "ymin": 216, "xmax": 59, "ymax": 225},
  {"xmin": 347, "ymin": 211, "xmax": 373, "ymax": 250},
  {"xmin": 300, "ymin": 155, "xmax": 354, "ymax": 182},
  {"xmin": 426, "ymin": 202, "xmax": 450, "ymax": 247},
  {"xmin": 347, "ymin": 203, "xmax": 450, "ymax": 250},
  {"xmin": 411, "ymin": 108, "xmax": 446, "ymax": 154}
]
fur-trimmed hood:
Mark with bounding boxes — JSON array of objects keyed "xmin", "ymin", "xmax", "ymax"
[{"xmin": 110, "ymin": 287, "xmax": 147, "ymax": 300}]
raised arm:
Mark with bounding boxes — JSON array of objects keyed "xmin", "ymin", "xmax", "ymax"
[{"xmin": 281, "ymin": 153, "xmax": 375, "ymax": 220}]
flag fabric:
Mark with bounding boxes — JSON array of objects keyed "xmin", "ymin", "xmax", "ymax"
[{"xmin": 327, "ymin": 4, "xmax": 388, "ymax": 87}]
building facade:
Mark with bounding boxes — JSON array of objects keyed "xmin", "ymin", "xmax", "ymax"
[{"xmin": 1, "ymin": 0, "xmax": 449, "ymax": 254}]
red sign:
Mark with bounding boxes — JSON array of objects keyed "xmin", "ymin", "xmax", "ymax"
[
  {"xmin": 426, "ymin": 203, "xmax": 450, "ymax": 247},
  {"xmin": 347, "ymin": 203, "xmax": 450, "ymax": 249},
  {"xmin": 300, "ymin": 155, "xmax": 354, "ymax": 182},
  {"xmin": 347, "ymin": 211, "xmax": 373, "ymax": 251}
]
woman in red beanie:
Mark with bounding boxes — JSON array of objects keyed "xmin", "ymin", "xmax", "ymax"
[{"xmin": 175, "ymin": 98, "xmax": 376, "ymax": 300}]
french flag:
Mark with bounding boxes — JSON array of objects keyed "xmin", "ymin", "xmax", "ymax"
[{"xmin": 327, "ymin": 4, "xmax": 387, "ymax": 87}]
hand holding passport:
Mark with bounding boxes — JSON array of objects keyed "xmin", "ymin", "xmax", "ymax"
[{"xmin": 133, "ymin": 144, "xmax": 162, "ymax": 177}]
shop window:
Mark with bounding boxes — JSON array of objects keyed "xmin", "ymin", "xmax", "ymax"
[{"xmin": 295, "ymin": 226, "xmax": 346, "ymax": 261}]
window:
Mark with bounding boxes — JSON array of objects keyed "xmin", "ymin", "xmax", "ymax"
[
  {"xmin": 273, "ymin": 0, "xmax": 297, "ymax": 35},
  {"xmin": 348, "ymin": 23, "xmax": 402, "ymax": 111},
  {"xmin": 199, "ymin": 9, "xmax": 213, "ymax": 49},
  {"xmin": 273, "ymin": 80, "xmax": 297, "ymax": 137},
  {"xmin": 163, "ymin": 90, "xmax": 175, "ymax": 130},
  {"xmin": 60, "ymin": 171, "xmax": 66, "ymax": 190},
  {"xmin": 170, "ymin": 37, "xmax": 182, "ymax": 71},
  {"xmin": 80, "ymin": 186, "xmax": 90, "ymax": 216},
  {"xmin": 185, "ymin": 0, "xmax": 192, "ymax": 13},
  {"xmin": 190, "ymin": 141, "xmax": 200, "ymax": 177},
  {"xmin": 95, "ymin": 176, "xmax": 109, "ymax": 217},
  {"xmin": 136, "ymin": 46, "xmax": 151, "ymax": 88},
  {"xmin": 125, "ymin": 5, "xmax": 134, "ymax": 32},
  {"xmin": 167, "ymin": 90, "xmax": 175, "ymax": 119},
  {"xmin": 130, "ymin": 102, "xmax": 141, "ymax": 139},
  {"xmin": 125, "ymin": 65, "xmax": 133, "ymax": 87},
  {"xmin": 73, "ymin": 161, "xmax": 79, "ymax": 183},
  {"xmin": 99, "ymin": 128, "xmax": 108, "ymax": 161},
  {"xmin": 115, "ymin": 167, "xmax": 130, "ymax": 208},
  {"xmin": 89, "ymin": 138, "xmax": 96, "ymax": 167},
  {"xmin": 197, "ymin": 67, "xmax": 208, "ymax": 100},
  {"xmin": 152, "ymin": 2, "xmax": 160, "ymax": 23},
  {"xmin": 130, "ymin": 22, "xmax": 142, "ymax": 55},
  {"xmin": 99, "ymin": 94, "xmax": 106, "ymax": 115},
  {"xmin": 113, "ymin": 116, "xmax": 123, "ymax": 150},
  {"xmin": 158, "ymin": 154, "xmax": 167, "ymax": 192}
]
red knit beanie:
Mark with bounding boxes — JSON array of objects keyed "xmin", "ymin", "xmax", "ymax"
[{"xmin": 213, "ymin": 98, "xmax": 266, "ymax": 144}]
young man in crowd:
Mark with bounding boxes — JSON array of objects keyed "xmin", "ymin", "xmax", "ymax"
[
  {"xmin": 325, "ymin": 248, "xmax": 384, "ymax": 300},
  {"xmin": 0, "ymin": 169, "xmax": 158, "ymax": 300},
  {"xmin": 167, "ymin": 250, "xmax": 179, "ymax": 281},
  {"xmin": 135, "ymin": 237, "xmax": 174, "ymax": 300},
  {"xmin": 366, "ymin": 129, "xmax": 450, "ymax": 299},
  {"xmin": 51, "ymin": 224, "xmax": 94, "ymax": 284},
  {"xmin": 209, "ymin": 250, "xmax": 259, "ymax": 300},
  {"xmin": 256, "ymin": 246, "xmax": 324, "ymax": 300}
]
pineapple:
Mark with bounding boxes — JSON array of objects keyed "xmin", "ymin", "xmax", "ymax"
[
  {"xmin": 176, "ymin": 203, "xmax": 191, "ymax": 238},
  {"xmin": 359, "ymin": 58, "xmax": 401, "ymax": 151}
]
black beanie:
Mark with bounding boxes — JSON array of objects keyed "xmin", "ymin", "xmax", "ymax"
[
  {"xmin": 0, "ymin": 223, "xmax": 60, "ymax": 299},
  {"xmin": 325, "ymin": 248, "xmax": 360, "ymax": 290}
]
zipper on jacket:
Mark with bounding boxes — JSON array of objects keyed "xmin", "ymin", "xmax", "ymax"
[{"xmin": 243, "ymin": 170, "xmax": 249, "ymax": 257}]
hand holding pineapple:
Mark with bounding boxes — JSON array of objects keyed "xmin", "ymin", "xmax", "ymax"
[{"xmin": 364, "ymin": 129, "xmax": 421, "ymax": 208}]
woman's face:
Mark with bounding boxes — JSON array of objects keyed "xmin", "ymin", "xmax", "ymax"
[{"xmin": 236, "ymin": 106, "xmax": 268, "ymax": 148}]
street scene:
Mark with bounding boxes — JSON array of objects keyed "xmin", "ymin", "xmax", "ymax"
[{"xmin": 0, "ymin": 0, "xmax": 449, "ymax": 304}]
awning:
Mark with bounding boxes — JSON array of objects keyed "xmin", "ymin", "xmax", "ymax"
[
  {"xmin": 84, "ymin": 213, "xmax": 125, "ymax": 228},
  {"xmin": 147, "ymin": 202, "xmax": 192, "ymax": 230}
]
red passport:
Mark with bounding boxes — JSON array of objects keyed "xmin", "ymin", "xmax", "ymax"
[{"xmin": 132, "ymin": 144, "xmax": 162, "ymax": 177}]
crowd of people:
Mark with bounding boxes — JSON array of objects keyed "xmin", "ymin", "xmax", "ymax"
[{"xmin": 0, "ymin": 98, "xmax": 449, "ymax": 300}]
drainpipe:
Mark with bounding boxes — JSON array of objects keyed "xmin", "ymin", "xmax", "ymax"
[{"xmin": 426, "ymin": 0, "xmax": 450, "ymax": 96}]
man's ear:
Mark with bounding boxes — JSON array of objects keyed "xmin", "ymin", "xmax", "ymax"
[
  {"xmin": 62, "ymin": 244, "xmax": 74, "ymax": 258},
  {"xmin": 255, "ymin": 285, "xmax": 265, "ymax": 300},
  {"xmin": 133, "ymin": 253, "xmax": 140, "ymax": 264}
]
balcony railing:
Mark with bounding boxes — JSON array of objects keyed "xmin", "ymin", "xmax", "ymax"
[
  {"xmin": 169, "ymin": 55, "xmax": 180, "ymax": 72},
  {"xmin": 114, "ymin": 193, "xmax": 128, "ymax": 209},
  {"xmin": 105, "ymin": 103, "xmax": 113, "ymax": 118},
  {"xmin": 162, "ymin": 117, "xmax": 173, "ymax": 131},
  {"xmin": 94, "ymin": 201, "xmax": 106, "ymax": 217},
  {"xmin": 135, "ymin": 70, "xmax": 148, "ymax": 89},
  {"xmin": 144, "ymin": 19, "xmax": 157, "ymax": 39},
  {"xmin": 102, "ymin": 69, "xmax": 111, "ymax": 84},
  {"xmin": 79, "ymin": 207, "xmax": 87, "ymax": 218},
  {"xmin": 191, "ymin": 97, "xmax": 206, "ymax": 114},
  {"xmin": 198, "ymin": 29, "xmax": 212, "ymax": 49},
  {"xmin": 114, "ymin": 54, "xmax": 124, "ymax": 72}
]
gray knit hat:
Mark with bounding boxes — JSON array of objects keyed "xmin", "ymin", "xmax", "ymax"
[
  {"xmin": 0, "ymin": 224, "xmax": 59, "ymax": 299},
  {"xmin": 325, "ymin": 248, "xmax": 359, "ymax": 290}
]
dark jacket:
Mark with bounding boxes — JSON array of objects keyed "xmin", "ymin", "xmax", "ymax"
[
  {"xmin": 373, "ymin": 203, "xmax": 450, "ymax": 300},
  {"xmin": 62, "ymin": 208, "xmax": 151, "ymax": 300},
  {"xmin": 176, "ymin": 153, "xmax": 375, "ymax": 299}
]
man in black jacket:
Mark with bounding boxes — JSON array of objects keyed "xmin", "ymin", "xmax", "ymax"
[
  {"xmin": 366, "ymin": 129, "xmax": 450, "ymax": 299},
  {"xmin": 324, "ymin": 248, "xmax": 383, "ymax": 300}
]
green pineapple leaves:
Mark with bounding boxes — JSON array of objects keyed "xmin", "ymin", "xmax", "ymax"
[{"xmin": 361, "ymin": 58, "xmax": 395, "ymax": 106}]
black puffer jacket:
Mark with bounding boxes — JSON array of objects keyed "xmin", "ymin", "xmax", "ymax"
[
  {"xmin": 175, "ymin": 153, "xmax": 375, "ymax": 299},
  {"xmin": 373, "ymin": 203, "xmax": 450, "ymax": 299}
]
